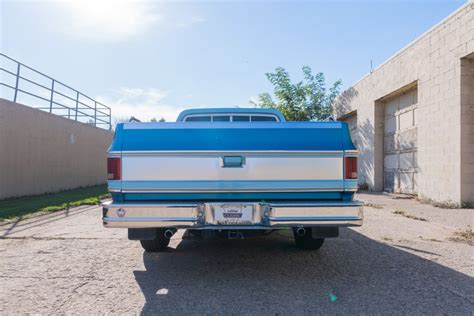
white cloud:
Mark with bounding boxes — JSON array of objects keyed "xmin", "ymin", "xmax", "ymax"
[
  {"xmin": 60, "ymin": 0, "xmax": 161, "ymax": 41},
  {"xmin": 97, "ymin": 87, "xmax": 185, "ymax": 122}
]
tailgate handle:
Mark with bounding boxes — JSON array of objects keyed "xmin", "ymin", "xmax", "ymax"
[{"xmin": 221, "ymin": 156, "xmax": 245, "ymax": 168}]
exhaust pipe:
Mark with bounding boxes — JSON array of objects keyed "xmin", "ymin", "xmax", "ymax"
[
  {"xmin": 164, "ymin": 229, "xmax": 176, "ymax": 239},
  {"xmin": 296, "ymin": 227, "xmax": 306, "ymax": 237}
]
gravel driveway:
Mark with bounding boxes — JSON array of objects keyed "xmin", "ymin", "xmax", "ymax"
[{"xmin": 0, "ymin": 193, "xmax": 473, "ymax": 314}]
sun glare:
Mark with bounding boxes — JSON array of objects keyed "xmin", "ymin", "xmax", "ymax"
[{"xmin": 62, "ymin": 0, "xmax": 160, "ymax": 41}]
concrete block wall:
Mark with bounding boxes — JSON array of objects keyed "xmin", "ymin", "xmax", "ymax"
[
  {"xmin": 334, "ymin": 3, "xmax": 474, "ymax": 205},
  {"xmin": 0, "ymin": 98, "xmax": 113, "ymax": 199}
]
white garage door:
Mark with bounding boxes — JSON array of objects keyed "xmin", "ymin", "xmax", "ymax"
[{"xmin": 384, "ymin": 89, "xmax": 418, "ymax": 194}]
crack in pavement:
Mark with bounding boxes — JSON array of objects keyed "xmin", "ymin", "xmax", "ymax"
[
  {"xmin": 392, "ymin": 244, "xmax": 442, "ymax": 256},
  {"xmin": 437, "ymin": 283, "xmax": 474, "ymax": 304},
  {"xmin": 0, "ymin": 275, "xmax": 106, "ymax": 281}
]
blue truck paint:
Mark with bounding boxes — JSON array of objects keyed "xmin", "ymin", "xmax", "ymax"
[
  {"xmin": 110, "ymin": 191, "xmax": 349, "ymax": 202},
  {"xmin": 118, "ymin": 191, "xmax": 354, "ymax": 202},
  {"xmin": 110, "ymin": 121, "xmax": 355, "ymax": 152}
]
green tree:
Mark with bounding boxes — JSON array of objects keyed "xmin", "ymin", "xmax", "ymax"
[{"xmin": 251, "ymin": 66, "xmax": 342, "ymax": 121}]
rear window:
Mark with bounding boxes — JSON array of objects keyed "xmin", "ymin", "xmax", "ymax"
[
  {"xmin": 213, "ymin": 116, "xmax": 230, "ymax": 122},
  {"xmin": 232, "ymin": 115, "xmax": 250, "ymax": 122},
  {"xmin": 251, "ymin": 116, "xmax": 277, "ymax": 122},
  {"xmin": 183, "ymin": 114, "xmax": 279, "ymax": 122},
  {"xmin": 185, "ymin": 116, "xmax": 211, "ymax": 122}
]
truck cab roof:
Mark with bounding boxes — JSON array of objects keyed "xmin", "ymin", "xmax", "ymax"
[{"xmin": 176, "ymin": 108, "xmax": 286, "ymax": 122}]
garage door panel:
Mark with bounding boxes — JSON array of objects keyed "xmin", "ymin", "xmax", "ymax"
[
  {"xmin": 384, "ymin": 116, "xmax": 397, "ymax": 133},
  {"xmin": 399, "ymin": 110, "xmax": 415, "ymax": 130},
  {"xmin": 384, "ymin": 154, "xmax": 398, "ymax": 169},
  {"xmin": 384, "ymin": 134, "xmax": 397, "ymax": 153},
  {"xmin": 399, "ymin": 90, "xmax": 416, "ymax": 110},
  {"xmin": 399, "ymin": 152, "xmax": 415, "ymax": 170},
  {"xmin": 384, "ymin": 171, "xmax": 396, "ymax": 192},
  {"xmin": 385, "ymin": 99, "xmax": 399, "ymax": 116},
  {"xmin": 400, "ymin": 172, "xmax": 414, "ymax": 191},
  {"xmin": 398, "ymin": 129, "xmax": 417, "ymax": 150}
]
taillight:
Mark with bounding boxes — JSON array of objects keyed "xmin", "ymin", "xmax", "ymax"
[
  {"xmin": 107, "ymin": 157, "xmax": 121, "ymax": 180},
  {"xmin": 344, "ymin": 157, "xmax": 358, "ymax": 179}
]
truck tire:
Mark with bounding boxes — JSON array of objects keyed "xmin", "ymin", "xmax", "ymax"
[
  {"xmin": 140, "ymin": 229, "xmax": 170, "ymax": 252},
  {"xmin": 293, "ymin": 228, "xmax": 325, "ymax": 250}
]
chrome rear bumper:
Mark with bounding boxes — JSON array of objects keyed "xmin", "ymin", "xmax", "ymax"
[{"xmin": 102, "ymin": 201, "xmax": 363, "ymax": 229}]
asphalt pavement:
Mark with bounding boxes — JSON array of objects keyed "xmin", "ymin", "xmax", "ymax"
[{"xmin": 0, "ymin": 193, "xmax": 473, "ymax": 314}]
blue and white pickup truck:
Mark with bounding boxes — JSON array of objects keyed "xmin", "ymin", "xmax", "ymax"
[{"xmin": 103, "ymin": 108, "xmax": 362, "ymax": 252}]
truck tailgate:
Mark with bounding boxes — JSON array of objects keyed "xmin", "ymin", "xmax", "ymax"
[{"xmin": 108, "ymin": 122, "xmax": 358, "ymax": 199}]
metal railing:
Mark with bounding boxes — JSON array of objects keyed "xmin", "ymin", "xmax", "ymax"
[{"xmin": 0, "ymin": 53, "xmax": 111, "ymax": 130}]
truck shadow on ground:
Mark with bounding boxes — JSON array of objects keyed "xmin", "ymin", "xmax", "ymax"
[{"xmin": 133, "ymin": 228, "xmax": 473, "ymax": 315}]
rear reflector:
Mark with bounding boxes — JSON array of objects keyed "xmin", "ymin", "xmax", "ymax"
[
  {"xmin": 107, "ymin": 157, "xmax": 121, "ymax": 180},
  {"xmin": 344, "ymin": 157, "xmax": 358, "ymax": 179}
]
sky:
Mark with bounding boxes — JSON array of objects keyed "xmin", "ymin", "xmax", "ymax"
[{"xmin": 0, "ymin": 0, "xmax": 467, "ymax": 122}]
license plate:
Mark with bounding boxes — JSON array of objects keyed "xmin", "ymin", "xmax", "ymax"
[{"xmin": 213, "ymin": 204, "xmax": 254, "ymax": 225}]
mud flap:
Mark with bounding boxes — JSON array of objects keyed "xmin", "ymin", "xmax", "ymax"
[
  {"xmin": 311, "ymin": 227, "xmax": 339, "ymax": 238},
  {"xmin": 128, "ymin": 228, "xmax": 157, "ymax": 240}
]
